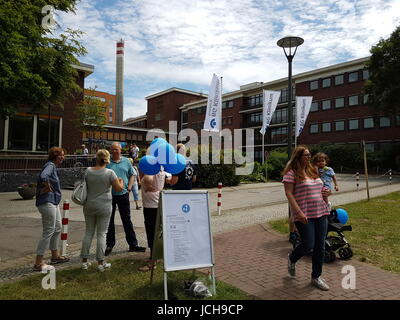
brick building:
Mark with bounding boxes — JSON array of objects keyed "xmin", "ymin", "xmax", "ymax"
[
  {"xmin": 84, "ymin": 89, "xmax": 117, "ymax": 125},
  {"xmin": 0, "ymin": 63, "xmax": 95, "ymax": 155}
]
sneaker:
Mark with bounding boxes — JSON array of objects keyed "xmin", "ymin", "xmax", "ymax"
[
  {"xmin": 129, "ymin": 246, "xmax": 146, "ymax": 252},
  {"xmin": 81, "ymin": 261, "xmax": 92, "ymax": 270},
  {"xmin": 311, "ymin": 277, "xmax": 330, "ymax": 291},
  {"xmin": 98, "ymin": 262, "xmax": 111, "ymax": 272},
  {"xmin": 105, "ymin": 247, "xmax": 113, "ymax": 256},
  {"xmin": 287, "ymin": 253, "xmax": 296, "ymax": 278}
]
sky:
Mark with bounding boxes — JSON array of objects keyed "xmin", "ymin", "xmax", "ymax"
[{"xmin": 55, "ymin": 0, "xmax": 400, "ymax": 121}]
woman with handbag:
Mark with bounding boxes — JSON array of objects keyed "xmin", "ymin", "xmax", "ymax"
[
  {"xmin": 80, "ymin": 149, "xmax": 124, "ymax": 272},
  {"xmin": 33, "ymin": 147, "xmax": 69, "ymax": 271}
]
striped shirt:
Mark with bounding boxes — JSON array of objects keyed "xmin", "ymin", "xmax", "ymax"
[{"xmin": 282, "ymin": 169, "xmax": 330, "ymax": 221}]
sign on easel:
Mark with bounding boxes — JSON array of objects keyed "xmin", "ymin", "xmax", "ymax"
[{"xmin": 151, "ymin": 190, "xmax": 216, "ymax": 300}]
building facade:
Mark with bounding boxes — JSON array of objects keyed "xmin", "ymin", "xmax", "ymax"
[
  {"xmin": 84, "ymin": 89, "xmax": 117, "ymax": 125},
  {"xmin": 0, "ymin": 63, "xmax": 95, "ymax": 155}
]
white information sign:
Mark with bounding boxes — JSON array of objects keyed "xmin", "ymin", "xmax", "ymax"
[{"xmin": 161, "ymin": 190, "xmax": 214, "ymax": 272}]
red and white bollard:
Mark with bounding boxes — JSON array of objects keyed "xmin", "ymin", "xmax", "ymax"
[
  {"xmin": 217, "ymin": 182, "xmax": 222, "ymax": 216},
  {"xmin": 60, "ymin": 200, "xmax": 69, "ymax": 257},
  {"xmin": 389, "ymin": 169, "xmax": 392, "ymax": 185},
  {"xmin": 356, "ymin": 172, "xmax": 359, "ymax": 191}
]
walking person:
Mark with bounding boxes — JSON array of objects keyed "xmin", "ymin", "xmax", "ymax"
[
  {"xmin": 33, "ymin": 147, "xmax": 69, "ymax": 271},
  {"xmin": 105, "ymin": 142, "xmax": 146, "ymax": 256},
  {"xmin": 138, "ymin": 168, "xmax": 172, "ymax": 272},
  {"xmin": 282, "ymin": 145, "xmax": 331, "ymax": 291},
  {"xmin": 80, "ymin": 149, "xmax": 124, "ymax": 272},
  {"xmin": 128, "ymin": 158, "xmax": 142, "ymax": 210}
]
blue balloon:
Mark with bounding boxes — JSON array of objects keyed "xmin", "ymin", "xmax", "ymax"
[
  {"xmin": 151, "ymin": 142, "xmax": 176, "ymax": 165},
  {"xmin": 336, "ymin": 208, "xmax": 349, "ymax": 224},
  {"xmin": 163, "ymin": 154, "xmax": 187, "ymax": 174},
  {"xmin": 139, "ymin": 155, "xmax": 161, "ymax": 175}
]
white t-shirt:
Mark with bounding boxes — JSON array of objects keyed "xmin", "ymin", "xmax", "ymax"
[{"xmin": 141, "ymin": 171, "xmax": 169, "ymax": 208}]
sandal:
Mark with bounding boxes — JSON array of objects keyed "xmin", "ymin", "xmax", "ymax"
[
  {"xmin": 33, "ymin": 263, "xmax": 54, "ymax": 272},
  {"xmin": 50, "ymin": 256, "xmax": 70, "ymax": 265}
]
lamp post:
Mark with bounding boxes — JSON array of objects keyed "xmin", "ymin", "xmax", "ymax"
[{"xmin": 277, "ymin": 36, "xmax": 304, "ymax": 159}]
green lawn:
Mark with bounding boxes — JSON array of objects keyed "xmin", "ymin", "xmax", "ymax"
[
  {"xmin": 0, "ymin": 258, "xmax": 253, "ymax": 300},
  {"xmin": 269, "ymin": 191, "xmax": 400, "ymax": 273}
]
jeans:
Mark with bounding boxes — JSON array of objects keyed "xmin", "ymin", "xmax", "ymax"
[
  {"xmin": 106, "ymin": 193, "xmax": 138, "ymax": 248},
  {"xmin": 81, "ymin": 211, "xmax": 111, "ymax": 261},
  {"xmin": 289, "ymin": 215, "xmax": 328, "ymax": 279},
  {"xmin": 36, "ymin": 203, "xmax": 62, "ymax": 255},
  {"xmin": 131, "ymin": 183, "xmax": 139, "ymax": 201}
]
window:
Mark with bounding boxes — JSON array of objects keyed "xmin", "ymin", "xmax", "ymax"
[
  {"xmin": 182, "ymin": 111, "xmax": 188, "ymax": 123},
  {"xmin": 222, "ymin": 100, "xmax": 233, "ymax": 109},
  {"xmin": 349, "ymin": 119, "xmax": 359, "ymax": 130},
  {"xmin": 396, "ymin": 115, "xmax": 400, "ymax": 126},
  {"xmin": 107, "ymin": 132, "xmax": 113, "ymax": 140},
  {"xmin": 322, "ymin": 78, "xmax": 331, "ymax": 88},
  {"xmin": 270, "ymin": 127, "xmax": 288, "ymax": 143},
  {"xmin": 36, "ymin": 117, "xmax": 60, "ymax": 151},
  {"xmin": 379, "ymin": 117, "xmax": 391, "ymax": 128},
  {"xmin": 363, "ymin": 94, "xmax": 369, "ymax": 104},
  {"xmin": 310, "ymin": 101, "xmax": 318, "ymax": 112},
  {"xmin": 322, "ymin": 100, "xmax": 331, "ymax": 110},
  {"xmin": 363, "ymin": 69, "xmax": 369, "ymax": 80},
  {"xmin": 196, "ymin": 106, "xmax": 206, "ymax": 114},
  {"xmin": 101, "ymin": 131, "xmax": 107, "ymax": 140},
  {"xmin": 109, "ymin": 116, "xmax": 113, "ymax": 123},
  {"xmin": 271, "ymin": 108, "xmax": 288, "ymax": 124},
  {"xmin": 334, "ymin": 121, "xmax": 345, "ymax": 131},
  {"xmin": 8, "ymin": 115, "xmax": 33, "ymax": 150},
  {"xmin": 348, "ymin": 95, "xmax": 359, "ymax": 106},
  {"xmin": 335, "ymin": 97, "xmax": 344, "ymax": 109},
  {"xmin": 113, "ymin": 132, "xmax": 120, "ymax": 140},
  {"xmin": 335, "ymin": 74, "xmax": 344, "ymax": 85},
  {"xmin": 248, "ymin": 112, "xmax": 262, "ymax": 123},
  {"xmin": 222, "ymin": 117, "xmax": 233, "ymax": 125},
  {"xmin": 155, "ymin": 113, "xmax": 162, "ymax": 121},
  {"xmin": 365, "ymin": 143, "xmax": 375, "ymax": 152},
  {"xmin": 309, "ymin": 80, "xmax": 318, "ymax": 91},
  {"xmin": 310, "ymin": 123, "xmax": 318, "ymax": 134},
  {"xmin": 322, "ymin": 122, "xmax": 331, "ymax": 132},
  {"xmin": 364, "ymin": 117, "xmax": 374, "ymax": 129},
  {"xmin": 348, "ymin": 71, "xmax": 359, "ymax": 83},
  {"xmin": 247, "ymin": 94, "xmax": 262, "ymax": 107}
]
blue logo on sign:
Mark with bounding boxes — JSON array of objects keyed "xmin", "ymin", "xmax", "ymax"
[
  {"xmin": 182, "ymin": 204, "xmax": 190, "ymax": 213},
  {"xmin": 210, "ymin": 118, "xmax": 216, "ymax": 128}
]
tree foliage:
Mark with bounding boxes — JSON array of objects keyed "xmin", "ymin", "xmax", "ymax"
[
  {"xmin": 364, "ymin": 25, "xmax": 400, "ymax": 116},
  {"xmin": 74, "ymin": 88, "xmax": 107, "ymax": 134},
  {"xmin": 0, "ymin": 0, "xmax": 87, "ymax": 119}
]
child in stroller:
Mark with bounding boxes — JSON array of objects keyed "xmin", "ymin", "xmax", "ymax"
[
  {"xmin": 290, "ymin": 208, "xmax": 353, "ymax": 263},
  {"xmin": 324, "ymin": 208, "xmax": 353, "ymax": 263}
]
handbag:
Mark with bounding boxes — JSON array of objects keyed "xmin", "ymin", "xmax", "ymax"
[{"xmin": 71, "ymin": 170, "xmax": 88, "ymax": 205}]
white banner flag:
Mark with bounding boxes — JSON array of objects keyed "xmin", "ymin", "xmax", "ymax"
[
  {"xmin": 295, "ymin": 96, "xmax": 313, "ymax": 138},
  {"xmin": 260, "ymin": 90, "xmax": 281, "ymax": 135},
  {"xmin": 203, "ymin": 74, "xmax": 222, "ymax": 132}
]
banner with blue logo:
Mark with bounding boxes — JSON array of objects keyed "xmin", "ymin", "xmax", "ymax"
[{"xmin": 203, "ymin": 73, "xmax": 222, "ymax": 132}]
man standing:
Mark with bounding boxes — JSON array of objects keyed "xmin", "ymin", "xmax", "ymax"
[
  {"xmin": 170, "ymin": 144, "xmax": 197, "ymax": 190},
  {"xmin": 129, "ymin": 143, "xmax": 140, "ymax": 160},
  {"xmin": 105, "ymin": 142, "xmax": 146, "ymax": 256}
]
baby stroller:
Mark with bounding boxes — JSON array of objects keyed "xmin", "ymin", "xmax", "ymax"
[{"xmin": 324, "ymin": 208, "xmax": 353, "ymax": 263}]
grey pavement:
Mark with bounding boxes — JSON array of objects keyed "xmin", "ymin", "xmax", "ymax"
[{"xmin": 0, "ymin": 173, "xmax": 399, "ymax": 285}]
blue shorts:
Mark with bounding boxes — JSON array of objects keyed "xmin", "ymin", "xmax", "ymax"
[{"xmin": 131, "ymin": 183, "xmax": 139, "ymax": 201}]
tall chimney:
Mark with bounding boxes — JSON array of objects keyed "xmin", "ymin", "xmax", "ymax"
[{"xmin": 116, "ymin": 39, "xmax": 124, "ymax": 125}]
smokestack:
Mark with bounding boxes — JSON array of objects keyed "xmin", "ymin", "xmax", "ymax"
[{"xmin": 116, "ymin": 39, "xmax": 124, "ymax": 125}]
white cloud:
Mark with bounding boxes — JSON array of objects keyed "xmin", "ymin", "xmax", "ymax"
[{"xmin": 55, "ymin": 0, "xmax": 400, "ymax": 120}]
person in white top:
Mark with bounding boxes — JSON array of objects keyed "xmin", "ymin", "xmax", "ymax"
[{"xmin": 138, "ymin": 168, "xmax": 172, "ymax": 272}]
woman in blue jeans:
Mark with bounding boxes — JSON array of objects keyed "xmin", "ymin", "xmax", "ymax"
[
  {"xmin": 282, "ymin": 145, "xmax": 331, "ymax": 291},
  {"xmin": 33, "ymin": 147, "xmax": 70, "ymax": 271}
]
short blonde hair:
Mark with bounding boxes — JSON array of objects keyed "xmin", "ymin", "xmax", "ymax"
[{"xmin": 96, "ymin": 149, "xmax": 110, "ymax": 165}]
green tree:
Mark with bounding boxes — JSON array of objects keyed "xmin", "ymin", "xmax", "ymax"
[
  {"xmin": 74, "ymin": 88, "xmax": 107, "ymax": 150},
  {"xmin": 0, "ymin": 0, "xmax": 87, "ymax": 119},
  {"xmin": 364, "ymin": 25, "xmax": 400, "ymax": 116}
]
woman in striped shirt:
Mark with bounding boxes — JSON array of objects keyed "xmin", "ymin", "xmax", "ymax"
[{"xmin": 282, "ymin": 145, "xmax": 331, "ymax": 291}]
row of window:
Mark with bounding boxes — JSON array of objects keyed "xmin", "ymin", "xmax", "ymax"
[
  {"xmin": 310, "ymin": 94, "xmax": 368, "ymax": 112},
  {"xmin": 84, "ymin": 130, "xmax": 144, "ymax": 142},
  {"xmin": 245, "ymin": 87, "xmax": 296, "ymax": 109},
  {"xmin": 309, "ymin": 116, "xmax": 400, "ymax": 134},
  {"xmin": 192, "ymin": 100, "xmax": 234, "ymax": 115},
  {"xmin": 309, "ymin": 69, "xmax": 369, "ymax": 91}
]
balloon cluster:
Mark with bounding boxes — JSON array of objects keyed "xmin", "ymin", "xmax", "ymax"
[{"xmin": 139, "ymin": 138, "xmax": 186, "ymax": 175}]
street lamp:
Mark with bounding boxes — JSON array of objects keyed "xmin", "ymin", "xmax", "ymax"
[{"xmin": 277, "ymin": 36, "xmax": 304, "ymax": 159}]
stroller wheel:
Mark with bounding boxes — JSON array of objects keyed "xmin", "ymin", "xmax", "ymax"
[
  {"xmin": 338, "ymin": 247, "xmax": 353, "ymax": 260},
  {"xmin": 324, "ymin": 250, "xmax": 336, "ymax": 263}
]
